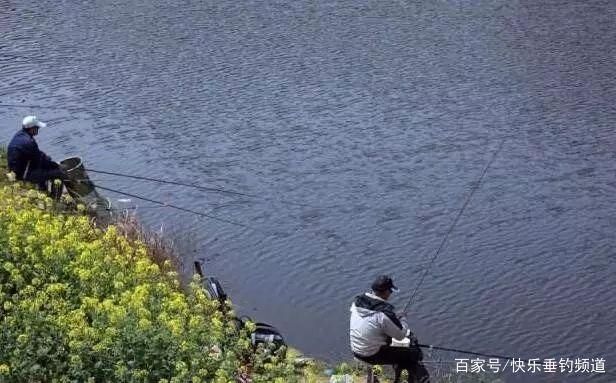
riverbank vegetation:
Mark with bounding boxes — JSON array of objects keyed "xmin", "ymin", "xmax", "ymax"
[{"xmin": 0, "ymin": 148, "xmax": 309, "ymax": 382}]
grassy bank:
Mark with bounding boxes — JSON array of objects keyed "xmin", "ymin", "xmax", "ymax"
[{"xmin": 0, "ymin": 148, "xmax": 308, "ymax": 382}]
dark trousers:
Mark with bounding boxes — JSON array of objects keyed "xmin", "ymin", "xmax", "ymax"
[
  {"xmin": 355, "ymin": 345, "xmax": 430, "ymax": 383},
  {"xmin": 27, "ymin": 164, "xmax": 65, "ymax": 191}
]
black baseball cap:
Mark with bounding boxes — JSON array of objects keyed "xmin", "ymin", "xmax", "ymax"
[{"xmin": 371, "ymin": 275, "xmax": 399, "ymax": 293}]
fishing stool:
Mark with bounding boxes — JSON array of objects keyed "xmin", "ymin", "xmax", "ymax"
[
  {"xmin": 353, "ymin": 358, "xmax": 378, "ymax": 383},
  {"xmin": 354, "ymin": 358, "xmax": 404, "ymax": 383}
]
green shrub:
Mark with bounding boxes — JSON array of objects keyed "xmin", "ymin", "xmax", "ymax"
[{"xmin": 0, "ymin": 182, "xmax": 299, "ymax": 382}]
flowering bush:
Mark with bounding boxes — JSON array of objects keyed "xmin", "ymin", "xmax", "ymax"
[{"xmin": 0, "ymin": 180, "xmax": 299, "ymax": 382}]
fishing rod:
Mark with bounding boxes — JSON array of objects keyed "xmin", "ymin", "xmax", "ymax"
[
  {"xmin": 92, "ymin": 184, "xmax": 255, "ymax": 230},
  {"xmin": 87, "ymin": 169, "xmax": 255, "ymax": 197},
  {"xmin": 403, "ymin": 139, "xmax": 506, "ymax": 312},
  {"xmin": 85, "ymin": 179, "xmax": 240, "ymax": 213},
  {"xmin": 418, "ymin": 343, "xmax": 519, "ymax": 361},
  {"xmin": 85, "ymin": 168, "xmax": 328, "ymax": 209}
]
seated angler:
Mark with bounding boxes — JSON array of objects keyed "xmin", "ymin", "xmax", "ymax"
[
  {"xmin": 350, "ymin": 275, "xmax": 430, "ymax": 383},
  {"xmin": 7, "ymin": 115, "xmax": 65, "ymax": 191}
]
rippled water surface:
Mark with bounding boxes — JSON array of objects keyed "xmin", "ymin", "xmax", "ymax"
[{"xmin": 2, "ymin": 1, "xmax": 615, "ymax": 381}]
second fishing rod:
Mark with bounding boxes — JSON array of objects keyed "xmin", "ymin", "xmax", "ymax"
[
  {"xmin": 85, "ymin": 167, "xmax": 333, "ymax": 209},
  {"xmin": 402, "ymin": 138, "xmax": 507, "ymax": 312},
  {"xmin": 396, "ymin": 139, "xmax": 511, "ymax": 367}
]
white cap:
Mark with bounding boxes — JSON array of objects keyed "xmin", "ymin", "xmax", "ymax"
[{"xmin": 22, "ymin": 115, "xmax": 47, "ymax": 129}]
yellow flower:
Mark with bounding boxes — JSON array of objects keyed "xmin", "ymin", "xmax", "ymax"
[
  {"xmin": 0, "ymin": 179, "xmax": 301, "ymax": 382},
  {"xmin": 16, "ymin": 334, "xmax": 28, "ymax": 345},
  {"xmin": 138, "ymin": 318, "xmax": 152, "ymax": 330}
]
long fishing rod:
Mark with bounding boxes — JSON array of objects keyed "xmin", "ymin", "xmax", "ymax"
[
  {"xmin": 418, "ymin": 343, "xmax": 519, "ymax": 361},
  {"xmin": 93, "ymin": 184, "xmax": 254, "ymax": 230},
  {"xmin": 85, "ymin": 168, "xmax": 327, "ymax": 209},
  {"xmin": 87, "ymin": 168, "xmax": 255, "ymax": 198},
  {"xmin": 403, "ymin": 139, "xmax": 506, "ymax": 312}
]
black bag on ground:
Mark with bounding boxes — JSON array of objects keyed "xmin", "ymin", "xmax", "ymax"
[
  {"xmin": 193, "ymin": 261, "xmax": 286, "ymax": 356},
  {"xmin": 238, "ymin": 316, "xmax": 286, "ymax": 355},
  {"xmin": 251, "ymin": 322, "xmax": 286, "ymax": 350}
]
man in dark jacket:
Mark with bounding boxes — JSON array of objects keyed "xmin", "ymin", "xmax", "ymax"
[
  {"xmin": 7, "ymin": 116, "xmax": 64, "ymax": 190},
  {"xmin": 350, "ymin": 275, "xmax": 430, "ymax": 383}
]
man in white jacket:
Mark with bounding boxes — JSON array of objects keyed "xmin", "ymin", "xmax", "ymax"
[{"xmin": 350, "ymin": 275, "xmax": 430, "ymax": 383}]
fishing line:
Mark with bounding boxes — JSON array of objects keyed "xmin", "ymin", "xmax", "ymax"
[
  {"xmin": 82, "ymin": 178, "xmax": 242, "ymax": 214},
  {"xmin": 92, "ymin": 184, "xmax": 256, "ymax": 231},
  {"xmin": 403, "ymin": 139, "xmax": 506, "ymax": 312},
  {"xmin": 87, "ymin": 169, "xmax": 255, "ymax": 197},
  {"xmin": 85, "ymin": 167, "xmax": 330, "ymax": 209}
]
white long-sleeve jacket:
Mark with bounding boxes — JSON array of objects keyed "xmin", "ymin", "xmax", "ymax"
[{"xmin": 349, "ymin": 293, "xmax": 409, "ymax": 357}]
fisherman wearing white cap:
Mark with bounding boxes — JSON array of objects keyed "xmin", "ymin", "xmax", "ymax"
[{"xmin": 7, "ymin": 116, "xmax": 65, "ymax": 190}]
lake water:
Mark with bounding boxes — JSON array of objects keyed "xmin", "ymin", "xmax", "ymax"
[{"xmin": 1, "ymin": 1, "xmax": 615, "ymax": 381}]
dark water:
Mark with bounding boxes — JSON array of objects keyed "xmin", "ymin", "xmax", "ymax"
[{"xmin": 1, "ymin": 1, "xmax": 615, "ymax": 381}]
